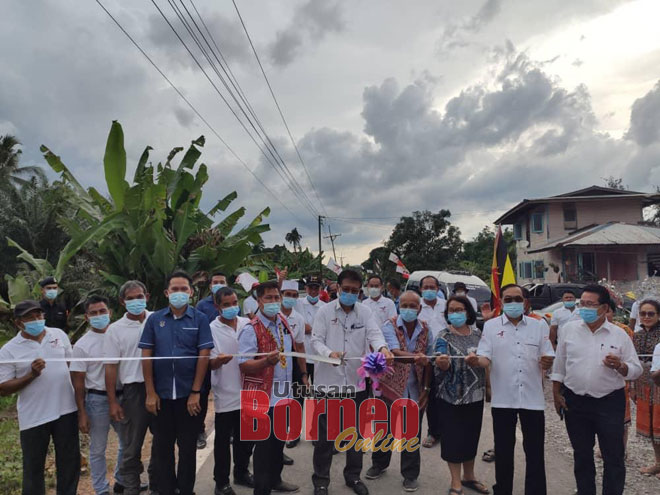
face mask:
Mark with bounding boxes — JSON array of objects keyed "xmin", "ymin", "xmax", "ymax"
[
  {"xmin": 45, "ymin": 289, "xmax": 58, "ymax": 300},
  {"xmin": 211, "ymin": 284, "xmax": 226, "ymax": 294},
  {"xmin": 23, "ymin": 319, "xmax": 46, "ymax": 336},
  {"xmin": 339, "ymin": 291, "xmax": 358, "ymax": 306},
  {"xmin": 221, "ymin": 306, "xmax": 240, "ymax": 320},
  {"xmin": 282, "ymin": 297, "xmax": 298, "ymax": 309},
  {"xmin": 169, "ymin": 292, "xmax": 190, "ymax": 309},
  {"xmin": 89, "ymin": 314, "xmax": 110, "ymax": 329},
  {"xmin": 455, "ymin": 291, "xmax": 466, "ymax": 297},
  {"xmin": 329, "ymin": 293, "xmax": 337, "ymax": 300},
  {"xmin": 563, "ymin": 301, "xmax": 576, "ymax": 309},
  {"xmin": 263, "ymin": 302, "xmax": 281, "ymax": 317},
  {"xmin": 448, "ymin": 312, "xmax": 468, "ymax": 327},
  {"xmin": 503, "ymin": 302, "xmax": 524, "ymax": 319},
  {"xmin": 307, "ymin": 295, "xmax": 319, "ymax": 304},
  {"xmin": 367, "ymin": 287, "xmax": 381, "ymax": 299},
  {"xmin": 580, "ymin": 307, "xmax": 600, "ymax": 324},
  {"xmin": 125, "ymin": 298, "xmax": 147, "ymax": 316},
  {"xmin": 400, "ymin": 308, "xmax": 418, "ymax": 322},
  {"xmin": 422, "ymin": 290, "xmax": 437, "ymax": 301}
]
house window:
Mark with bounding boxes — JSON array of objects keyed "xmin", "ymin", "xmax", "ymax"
[
  {"xmin": 534, "ymin": 260, "xmax": 545, "ymax": 279},
  {"xmin": 519, "ymin": 261, "xmax": 533, "ymax": 279},
  {"xmin": 513, "ymin": 223, "xmax": 523, "ymax": 240},
  {"xmin": 531, "ymin": 213, "xmax": 544, "ymax": 233},
  {"xmin": 563, "ymin": 203, "xmax": 577, "ymax": 230}
]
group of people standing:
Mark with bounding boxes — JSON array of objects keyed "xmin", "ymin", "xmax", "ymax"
[{"xmin": 1, "ymin": 271, "xmax": 660, "ymax": 495}]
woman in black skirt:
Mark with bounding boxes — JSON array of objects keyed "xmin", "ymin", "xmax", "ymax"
[{"xmin": 434, "ymin": 295, "xmax": 489, "ymax": 494}]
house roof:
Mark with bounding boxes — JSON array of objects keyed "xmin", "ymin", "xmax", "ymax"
[
  {"xmin": 527, "ymin": 222, "xmax": 660, "ymax": 253},
  {"xmin": 494, "ymin": 185, "xmax": 660, "ymax": 225}
]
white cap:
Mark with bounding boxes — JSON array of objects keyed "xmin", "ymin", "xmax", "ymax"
[{"xmin": 281, "ymin": 280, "xmax": 299, "ymax": 292}]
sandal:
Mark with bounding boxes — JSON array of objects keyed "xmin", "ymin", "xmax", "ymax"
[
  {"xmin": 422, "ymin": 435, "xmax": 437, "ymax": 448},
  {"xmin": 461, "ymin": 479, "xmax": 490, "ymax": 494},
  {"xmin": 639, "ymin": 464, "xmax": 660, "ymax": 476},
  {"xmin": 481, "ymin": 449, "xmax": 495, "ymax": 463},
  {"xmin": 449, "ymin": 489, "xmax": 463, "ymax": 495}
]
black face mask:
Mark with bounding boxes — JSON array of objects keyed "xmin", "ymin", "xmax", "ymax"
[{"xmin": 329, "ymin": 292, "xmax": 337, "ymax": 300}]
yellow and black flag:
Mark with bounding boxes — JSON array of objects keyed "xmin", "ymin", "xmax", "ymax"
[{"xmin": 490, "ymin": 225, "xmax": 516, "ymax": 314}]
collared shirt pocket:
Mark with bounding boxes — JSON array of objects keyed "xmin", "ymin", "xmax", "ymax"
[{"xmin": 177, "ymin": 326, "xmax": 199, "ymax": 350}]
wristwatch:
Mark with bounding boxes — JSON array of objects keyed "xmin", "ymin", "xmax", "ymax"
[
  {"xmin": 423, "ymin": 386, "xmax": 431, "ymax": 391},
  {"xmin": 190, "ymin": 390, "xmax": 201, "ymax": 394}
]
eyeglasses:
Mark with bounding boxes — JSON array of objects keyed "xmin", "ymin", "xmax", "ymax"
[
  {"xmin": 639, "ymin": 311, "xmax": 658, "ymax": 318},
  {"xmin": 579, "ymin": 301, "xmax": 601, "ymax": 309},
  {"xmin": 502, "ymin": 296, "xmax": 524, "ymax": 303},
  {"xmin": 340, "ymin": 286, "xmax": 361, "ymax": 294},
  {"xmin": 447, "ymin": 308, "xmax": 467, "ymax": 313}
]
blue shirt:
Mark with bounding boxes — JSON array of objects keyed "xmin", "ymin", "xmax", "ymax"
[
  {"xmin": 196, "ymin": 295, "xmax": 219, "ymax": 323},
  {"xmin": 138, "ymin": 305, "xmax": 214, "ymax": 400},
  {"xmin": 381, "ymin": 316, "xmax": 434, "ymax": 401},
  {"xmin": 238, "ymin": 311, "xmax": 293, "ymax": 407}
]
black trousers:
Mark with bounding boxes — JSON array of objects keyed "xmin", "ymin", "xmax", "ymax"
[
  {"xmin": 20, "ymin": 411, "xmax": 80, "ymax": 495},
  {"xmin": 253, "ymin": 407, "xmax": 285, "ymax": 495},
  {"xmin": 491, "ymin": 407, "xmax": 546, "ymax": 495},
  {"xmin": 424, "ymin": 374, "xmax": 440, "ymax": 438},
  {"xmin": 371, "ymin": 400, "xmax": 423, "ymax": 480},
  {"xmin": 214, "ymin": 410, "xmax": 254, "ymax": 488},
  {"xmin": 564, "ymin": 387, "xmax": 626, "ymax": 495},
  {"xmin": 306, "ymin": 363, "xmax": 315, "ymax": 384},
  {"xmin": 312, "ymin": 390, "xmax": 369, "ymax": 487},
  {"xmin": 199, "ymin": 371, "xmax": 211, "ymax": 435},
  {"xmin": 152, "ymin": 398, "xmax": 199, "ymax": 495}
]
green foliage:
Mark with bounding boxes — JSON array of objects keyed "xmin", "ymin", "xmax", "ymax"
[
  {"xmin": 361, "ymin": 246, "xmax": 399, "ymax": 283},
  {"xmin": 0, "ymin": 415, "xmax": 22, "ymax": 495},
  {"xmin": 248, "ymin": 244, "xmax": 335, "ymax": 282}
]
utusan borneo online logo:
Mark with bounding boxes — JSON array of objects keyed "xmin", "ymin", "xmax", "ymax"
[{"xmin": 239, "ymin": 386, "xmax": 421, "ymax": 453}]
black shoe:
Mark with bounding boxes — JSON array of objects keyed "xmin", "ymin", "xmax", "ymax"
[
  {"xmin": 272, "ymin": 480, "xmax": 299, "ymax": 492},
  {"xmin": 234, "ymin": 472, "xmax": 254, "ymax": 488},
  {"xmin": 346, "ymin": 480, "xmax": 369, "ymax": 495},
  {"xmin": 286, "ymin": 438, "xmax": 300, "ymax": 448},
  {"xmin": 314, "ymin": 487, "xmax": 328, "ymax": 495},
  {"xmin": 282, "ymin": 453, "xmax": 294, "ymax": 465},
  {"xmin": 114, "ymin": 483, "xmax": 149, "ymax": 493},
  {"xmin": 197, "ymin": 432, "xmax": 207, "ymax": 449},
  {"xmin": 403, "ymin": 479, "xmax": 418, "ymax": 492},
  {"xmin": 332, "ymin": 446, "xmax": 339, "ymax": 455},
  {"xmin": 215, "ymin": 485, "xmax": 236, "ymax": 495},
  {"xmin": 365, "ymin": 466, "xmax": 386, "ymax": 480}
]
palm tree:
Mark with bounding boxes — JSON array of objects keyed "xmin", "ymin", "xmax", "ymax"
[
  {"xmin": 0, "ymin": 135, "xmax": 46, "ymax": 188},
  {"xmin": 285, "ymin": 227, "xmax": 303, "ymax": 253}
]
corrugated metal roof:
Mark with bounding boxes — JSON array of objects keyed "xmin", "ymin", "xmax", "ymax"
[{"xmin": 528, "ymin": 223, "xmax": 660, "ymax": 253}]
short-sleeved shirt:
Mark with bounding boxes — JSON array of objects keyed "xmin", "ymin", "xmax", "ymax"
[
  {"xmin": 550, "ymin": 306, "xmax": 581, "ymax": 338},
  {"xmin": 0, "ymin": 327, "xmax": 76, "ymax": 431},
  {"xmin": 363, "ymin": 297, "xmax": 398, "ymax": 326},
  {"xmin": 419, "ymin": 299, "xmax": 447, "ymax": 341},
  {"xmin": 138, "ymin": 305, "xmax": 214, "ymax": 400},
  {"xmin": 243, "ymin": 296, "xmax": 258, "ymax": 317},
  {"xmin": 296, "ymin": 297, "xmax": 327, "ymax": 363},
  {"xmin": 652, "ymin": 343, "xmax": 660, "ymax": 372},
  {"xmin": 477, "ymin": 315, "xmax": 555, "ymax": 410},
  {"xmin": 40, "ymin": 299, "xmax": 68, "ymax": 331},
  {"xmin": 381, "ymin": 316, "xmax": 434, "ymax": 401},
  {"xmin": 281, "ymin": 309, "xmax": 305, "ymax": 344},
  {"xmin": 238, "ymin": 312, "xmax": 293, "ymax": 407},
  {"xmin": 103, "ymin": 312, "xmax": 152, "ymax": 385},
  {"xmin": 197, "ymin": 295, "xmax": 219, "ymax": 323},
  {"xmin": 210, "ymin": 316, "xmax": 250, "ymax": 413},
  {"xmin": 70, "ymin": 329, "xmax": 108, "ymax": 390}
]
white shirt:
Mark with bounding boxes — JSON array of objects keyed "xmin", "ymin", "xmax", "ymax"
[
  {"xmin": 0, "ymin": 327, "xmax": 77, "ymax": 431},
  {"xmin": 281, "ymin": 308, "xmax": 305, "ymax": 345},
  {"xmin": 310, "ymin": 300, "xmax": 388, "ymax": 390},
  {"xmin": 550, "ymin": 306, "xmax": 582, "ymax": 337},
  {"xmin": 419, "ymin": 298, "xmax": 448, "ymax": 341},
  {"xmin": 477, "ymin": 315, "xmax": 555, "ymax": 410},
  {"xmin": 243, "ymin": 296, "xmax": 258, "ymax": 317},
  {"xmin": 210, "ymin": 316, "xmax": 249, "ymax": 413},
  {"xmin": 296, "ymin": 297, "xmax": 327, "ymax": 363},
  {"xmin": 652, "ymin": 343, "xmax": 660, "ymax": 372},
  {"xmin": 103, "ymin": 312, "xmax": 152, "ymax": 385},
  {"xmin": 551, "ymin": 319, "xmax": 643, "ymax": 397},
  {"xmin": 362, "ymin": 296, "xmax": 398, "ymax": 326},
  {"xmin": 70, "ymin": 329, "xmax": 108, "ymax": 390}
]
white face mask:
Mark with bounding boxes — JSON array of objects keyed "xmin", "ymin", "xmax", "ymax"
[
  {"xmin": 455, "ymin": 291, "xmax": 466, "ymax": 297},
  {"xmin": 368, "ymin": 287, "xmax": 381, "ymax": 299}
]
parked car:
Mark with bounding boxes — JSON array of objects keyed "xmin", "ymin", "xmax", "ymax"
[
  {"xmin": 532, "ymin": 301, "xmax": 563, "ymax": 325},
  {"xmin": 523, "ymin": 283, "xmax": 586, "ymax": 310}
]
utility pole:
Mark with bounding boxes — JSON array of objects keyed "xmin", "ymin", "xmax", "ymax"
[
  {"xmin": 318, "ymin": 215, "xmax": 324, "ymax": 279},
  {"xmin": 324, "ymin": 225, "xmax": 341, "ymax": 261}
]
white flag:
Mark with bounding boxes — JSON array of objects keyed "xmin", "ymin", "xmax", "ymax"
[
  {"xmin": 236, "ymin": 272, "xmax": 259, "ymax": 292},
  {"xmin": 327, "ymin": 258, "xmax": 342, "ymax": 275}
]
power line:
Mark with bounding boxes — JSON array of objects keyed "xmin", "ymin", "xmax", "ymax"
[
  {"xmin": 93, "ymin": 0, "xmax": 310, "ymax": 226},
  {"xmin": 231, "ymin": 0, "xmax": 328, "ymax": 217}
]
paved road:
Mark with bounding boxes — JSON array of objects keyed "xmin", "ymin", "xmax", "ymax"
[{"xmin": 194, "ymin": 404, "xmax": 578, "ymax": 495}]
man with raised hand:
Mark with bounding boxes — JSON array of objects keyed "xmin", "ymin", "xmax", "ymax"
[
  {"xmin": 139, "ymin": 270, "xmax": 213, "ymax": 495},
  {"xmin": 310, "ymin": 269, "xmax": 393, "ymax": 495},
  {"xmin": 362, "ymin": 274, "xmax": 398, "ymax": 326},
  {"xmin": 0, "ymin": 299, "xmax": 79, "ymax": 495},
  {"xmin": 104, "ymin": 280, "xmax": 152, "ymax": 495}
]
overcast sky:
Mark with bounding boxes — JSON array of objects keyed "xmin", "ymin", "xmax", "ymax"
[{"xmin": 2, "ymin": 0, "xmax": 660, "ymax": 265}]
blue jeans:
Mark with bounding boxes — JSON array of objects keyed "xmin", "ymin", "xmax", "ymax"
[{"xmin": 86, "ymin": 393, "xmax": 125, "ymax": 494}]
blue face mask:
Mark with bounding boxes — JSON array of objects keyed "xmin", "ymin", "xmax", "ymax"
[
  {"xmin": 580, "ymin": 307, "xmax": 600, "ymax": 324},
  {"xmin": 448, "ymin": 312, "xmax": 468, "ymax": 327},
  {"xmin": 23, "ymin": 319, "xmax": 46, "ymax": 336},
  {"xmin": 125, "ymin": 298, "xmax": 147, "ymax": 316},
  {"xmin": 169, "ymin": 292, "xmax": 190, "ymax": 309},
  {"xmin": 211, "ymin": 284, "xmax": 226, "ymax": 294},
  {"xmin": 422, "ymin": 290, "xmax": 437, "ymax": 301},
  {"xmin": 400, "ymin": 308, "xmax": 418, "ymax": 322},
  {"xmin": 263, "ymin": 302, "xmax": 281, "ymax": 317},
  {"xmin": 339, "ymin": 291, "xmax": 358, "ymax": 307},
  {"xmin": 503, "ymin": 302, "xmax": 524, "ymax": 319},
  {"xmin": 563, "ymin": 301, "xmax": 576, "ymax": 309},
  {"xmin": 221, "ymin": 306, "xmax": 240, "ymax": 320},
  {"xmin": 282, "ymin": 297, "xmax": 298, "ymax": 309},
  {"xmin": 307, "ymin": 295, "xmax": 319, "ymax": 304},
  {"xmin": 89, "ymin": 314, "xmax": 110, "ymax": 330},
  {"xmin": 45, "ymin": 289, "xmax": 58, "ymax": 300}
]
